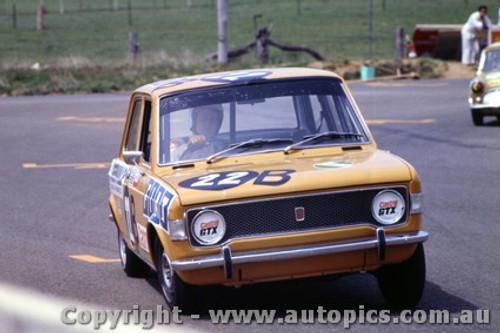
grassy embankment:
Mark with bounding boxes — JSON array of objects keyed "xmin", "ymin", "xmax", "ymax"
[{"xmin": 0, "ymin": 0, "xmax": 493, "ymax": 95}]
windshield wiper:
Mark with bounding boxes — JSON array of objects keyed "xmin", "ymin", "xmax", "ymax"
[
  {"xmin": 284, "ymin": 131, "xmax": 364, "ymax": 155},
  {"xmin": 207, "ymin": 138, "xmax": 293, "ymax": 164}
]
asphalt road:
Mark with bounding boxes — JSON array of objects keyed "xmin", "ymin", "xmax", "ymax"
[{"xmin": 0, "ymin": 79, "xmax": 499, "ymax": 332}]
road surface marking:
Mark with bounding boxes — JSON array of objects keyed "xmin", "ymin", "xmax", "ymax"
[
  {"xmin": 58, "ymin": 116, "xmax": 124, "ymax": 122},
  {"xmin": 23, "ymin": 162, "xmax": 110, "ymax": 169},
  {"xmin": 69, "ymin": 255, "xmax": 120, "ymax": 263},
  {"xmin": 366, "ymin": 118, "xmax": 435, "ymax": 124}
]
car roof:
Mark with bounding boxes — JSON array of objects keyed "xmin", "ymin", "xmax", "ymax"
[{"xmin": 134, "ymin": 67, "xmax": 342, "ymax": 97}]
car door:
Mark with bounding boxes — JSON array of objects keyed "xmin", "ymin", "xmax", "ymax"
[{"xmin": 121, "ymin": 96, "xmax": 154, "ymax": 259}]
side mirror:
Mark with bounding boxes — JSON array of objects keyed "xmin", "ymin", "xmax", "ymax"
[{"xmin": 122, "ymin": 150, "xmax": 143, "ymax": 166}]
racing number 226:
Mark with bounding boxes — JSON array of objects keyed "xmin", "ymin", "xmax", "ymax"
[{"xmin": 181, "ymin": 170, "xmax": 296, "ymax": 191}]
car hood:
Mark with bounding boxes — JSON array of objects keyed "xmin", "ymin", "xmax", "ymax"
[
  {"xmin": 479, "ymin": 71, "xmax": 500, "ymax": 89},
  {"xmin": 163, "ymin": 150, "xmax": 412, "ymax": 206}
]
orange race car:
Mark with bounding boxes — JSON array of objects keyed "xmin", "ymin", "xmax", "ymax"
[{"xmin": 108, "ymin": 68, "xmax": 427, "ymax": 310}]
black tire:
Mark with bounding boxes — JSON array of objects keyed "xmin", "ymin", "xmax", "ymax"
[
  {"xmin": 155, "ymin": 240, "xmax": 195, "ymax": 311},
  {"xmin": 117, "ymin": 231, "xmax": 149, "ymax": 277},
  {"xmin": 375, "ymin": 243, "xmax": 426, "ymax": 309},
  {"xmin": 471, "ymin": 110, "xmax": 483, "ymax": 126}
]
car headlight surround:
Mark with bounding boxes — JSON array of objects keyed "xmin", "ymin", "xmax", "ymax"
[
  {"xmin": 372, "ymin": 190, "xmax": 406, "ymax": 225},
  {"xmin": 191, "ymin": 210, "xmax": 226, "ymax": 245}
]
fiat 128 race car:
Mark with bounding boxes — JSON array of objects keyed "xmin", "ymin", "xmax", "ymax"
[
  {"xmin": 108, "ymin": 68, "xmax": 428, "ymax": 310},
  {"xmin": 469, "ymin": 42, "xmax": 500, "ymax": 125}
]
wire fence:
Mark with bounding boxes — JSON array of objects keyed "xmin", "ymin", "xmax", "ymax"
[{"xmin": 1, "ymin": 0, "xmax": 499, "ymax": 65}]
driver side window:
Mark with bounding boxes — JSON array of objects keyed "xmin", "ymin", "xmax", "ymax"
[
  {"xmin": 124, "ymin": 97, "xmax": 152, "ymax": 164},
  {"xmin": 125, "ymin": 99, "xmax": 143, "ymax": 152}
]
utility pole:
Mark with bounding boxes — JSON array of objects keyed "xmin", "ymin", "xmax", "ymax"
[
  {"xmin": 59, "ymin": 0, "xmax": 64, "ymax": 14},
  {"xmin": 368, "ymin": 0, "xmax": 373, "ymax": 59},
  {"xmin": 217, "ymin": 0, "xmax": 228, "ymax": 64}
]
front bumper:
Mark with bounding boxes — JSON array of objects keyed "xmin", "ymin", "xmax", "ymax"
[
  {"xmin": 171, "ymin": 230, "xmax": 429, "ymax": 279},
  {"xmin": 469, "ymin": 94, "xmax": 500, "ymax": 114}
]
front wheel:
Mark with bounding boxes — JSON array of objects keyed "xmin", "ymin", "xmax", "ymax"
[
  {"xmin": 118, "ymin": 231, "xmax": 149, "ymax": 277},
  {"xmin": 471, "ymin": 110, "xmax": 483, "ymax": 126},
  {"xmin": 155, "ymin": 241, "xmax": 195, "ymax": 311},
  {"xmin": 375, "ymin": 243, "xmax": 426, "ymax": 309}
]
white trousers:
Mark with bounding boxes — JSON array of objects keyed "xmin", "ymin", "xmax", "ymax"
[{"xmin": 462, "ymin": 36, "xmax": 479, "ymax": 65}]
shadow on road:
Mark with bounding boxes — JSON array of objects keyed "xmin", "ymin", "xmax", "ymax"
[{"xmin": 144, "ymin": 272, "xmax": 477, "ymax": 316}]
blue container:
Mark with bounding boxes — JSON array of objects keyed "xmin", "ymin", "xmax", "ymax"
[{"xmin": 361, "ymin": 65, "xmax": 375, "ymax": 81}]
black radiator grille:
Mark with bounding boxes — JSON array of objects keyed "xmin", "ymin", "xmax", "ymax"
[{"xmin": 187, "ymin": 187, "xmax": 408, "ymax": 246}]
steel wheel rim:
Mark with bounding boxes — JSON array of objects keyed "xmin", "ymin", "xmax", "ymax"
[
  {"xmin": 161, "ymin": 252, "xmax": 174, "ymax": 303},
  {"xmin": 119, "ymin": 235, "xmax": 127, "ymax": 266}
]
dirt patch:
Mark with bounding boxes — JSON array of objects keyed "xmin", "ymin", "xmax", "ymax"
[
  {"xmin": 309, "ymin": 58, "xmax": 476, "ymax": 81},
  {"xmin": 440, "ymin": 61, "xmax": 477, "ymax": 80}
]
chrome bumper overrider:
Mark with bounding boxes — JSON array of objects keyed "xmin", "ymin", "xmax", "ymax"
[{"xmin": 171, "ymin": 230, "xmax": 429, "ymax": 278}]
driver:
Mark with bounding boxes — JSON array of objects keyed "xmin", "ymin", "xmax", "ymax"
[{"xmin": 180, "ymin": 104, "xmax": 224, "ymax": 160}]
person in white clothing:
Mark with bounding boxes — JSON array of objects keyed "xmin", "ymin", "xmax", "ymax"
[{"xmin": 461, "ymin": 5, "xmax": 492, "ymax": 65}]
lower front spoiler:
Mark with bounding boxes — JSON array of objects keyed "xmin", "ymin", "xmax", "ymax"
[{"xmin": 171, "ymin": 230, "xmax": 429, "ymax": 279}]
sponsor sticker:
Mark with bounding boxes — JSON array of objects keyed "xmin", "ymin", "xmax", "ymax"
[
  {"xmin": 143, "ymin": 180, "xmax": 175, "ymax": 230},
  {"xmin": 372, "ymin": 190, "xmax": 405, "ymax": 225},
  {"xmin": 137, "ymin": 224, "xmax": 149, "ymax": 253},
  {"xmin": 314, "ymin": 161, "xmax": 354, "ymax": 169},
  {"xmin": 129, "ymin": 167, "xmax": 142, "ymax": 187},
  {"xmin": 192, "ymin": 210, "xmax": 226, "ymax": 245},
  {"xmin": 108, "ymin": 159, "xmax": 130, "ymax": 198},
  {"xmin": 201, "ymin": 70, "xmax": 272, "ymax": 83}
]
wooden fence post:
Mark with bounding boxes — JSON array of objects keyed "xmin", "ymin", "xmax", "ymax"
[
  {"xmin": 127, "ymin": 0, "xmax": 132, "ymax": 26},
  {"xmin": 37, "ymin": 4, "xmax": 44, "ymax": 31},
  {"xmin": 128, "ymin": 32, "xmax": 139, "ymax": 62},
  {"xmin": 256, "ymin": 28, "xmax": 270, "ymax": 64},
  {"xmin": 12, "ymin": 3, "xmax": 17, "ymax": 29},
  {"xmin": 395, "ymin": 26, "xmax": 405, "ymax": 60}
]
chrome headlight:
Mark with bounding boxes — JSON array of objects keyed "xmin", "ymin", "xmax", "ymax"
[
  {"xmin": 372, "ymin": 190, "xmax": 406, "ymax": 225},
  {"xmin": 191, "ymin": 210, "xmax": 226, "ymax": 245}
]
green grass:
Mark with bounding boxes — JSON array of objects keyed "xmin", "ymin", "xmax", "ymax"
[
  {"xmin": 0, "ymin": 0, "xmax": 498, "ymax": 94},
  {"xmin": 2, "ymin": 0, "xmax": 500, "ymax": 65}
]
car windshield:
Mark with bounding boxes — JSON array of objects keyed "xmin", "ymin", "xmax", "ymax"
[
  {"xmin": 480, "ymin": 49, "xmax": 500, "ymax": 72},
  {"xmin": 158, "ymin": 79, "xmax": 369, "ymax": 165}
]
